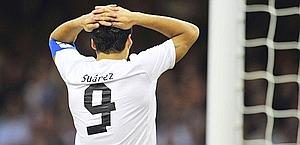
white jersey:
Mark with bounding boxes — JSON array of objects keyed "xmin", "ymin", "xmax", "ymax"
[{"xmin": 49, "ymin": 39, "xmax": 176, "ymax": 145}]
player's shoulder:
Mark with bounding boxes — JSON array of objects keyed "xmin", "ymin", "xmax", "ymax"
[
  {"xmin": 128, "ymin": 53, "xmax": 138, "ymax": 61},
  {"xmin": 128, "ymin": 40, "xmax": 174, "ymax": 62}
]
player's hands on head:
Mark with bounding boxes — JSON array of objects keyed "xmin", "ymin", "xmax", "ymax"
[
  {"xmin": 95, "ymin": 6, "xmax": 135, "ymax": 30},
  {"xmin": 80, "ymin": 4, "xmax": 135, "ymax": 31},
  {"xmin": 79, "ymin": 13, "xmax": 99, "ymax": 32},
  {"xmin": 80, "ymin": 4, "xmax": 118, "ymax": 32}
]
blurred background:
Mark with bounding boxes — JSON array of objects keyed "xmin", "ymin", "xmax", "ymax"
[{"xmin": 0, "ymin": 0, "xmax": 207, "ymax": 145}]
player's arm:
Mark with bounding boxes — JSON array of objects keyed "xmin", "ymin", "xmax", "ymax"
[
  {"xmin": 103, "ymin": 6, "xmax": 199, "ymax": 63},
  {"xmin": 133, "ymin": 13, "xmax": 199, "ymax": 63},
  {"xmin": 50, "ymin": 5, "xmax": 117, "ymax": 43}
]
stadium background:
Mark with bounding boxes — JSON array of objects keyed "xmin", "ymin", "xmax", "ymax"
[{"xmin": 0, "ymin": 0, "xmax": 207, "ymax": 145}]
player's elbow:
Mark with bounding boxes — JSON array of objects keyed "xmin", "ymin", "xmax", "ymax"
[
  {"xmin": 188, "ymin": 24, "xmax": 200, "ymax": 44},
  {"xmin": 180, "ymin": 24, "xmax": 199, "ymax": 49},
  {"xmin": 174, "ymin": 24, "xmax": 199, "ymax": 62}
]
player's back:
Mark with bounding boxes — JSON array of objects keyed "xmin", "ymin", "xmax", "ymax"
[
  {"xmin": 50, "ymin": 39, "xmax": 176, "ymax": 145},
  {"xmin": 66, "ymin": 58, "xmax": 158, "ymax": 145}
]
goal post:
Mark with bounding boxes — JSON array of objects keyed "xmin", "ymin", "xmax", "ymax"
[
  {"xmin": 206, "ymin": 0, "xmax": 245, "ymax": 145},
  {"xmin": 207, "ymin": 0, "xmax": 300, "ymax": 145}
]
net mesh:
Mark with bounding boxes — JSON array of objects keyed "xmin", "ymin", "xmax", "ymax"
[{"xmin": 243, "ymin": 0, "xmax": 300, "ymax": 145}]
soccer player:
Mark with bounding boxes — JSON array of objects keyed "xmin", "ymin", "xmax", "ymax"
[{"xmin": 49, "ymin": 4, "xmax": 199, "ymax": 145}]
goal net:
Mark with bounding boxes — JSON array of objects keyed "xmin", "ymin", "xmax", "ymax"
[
  {"xmin": 243, "ymin": 0, "xmax": 300, "ymax": 145},
  {"xmin": 207, "ymin": 0, "xmax": 300, "ymax": 145}
]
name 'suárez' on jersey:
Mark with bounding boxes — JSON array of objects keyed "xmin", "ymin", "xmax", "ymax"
[{"xmin": 81, "ymin": 73, "xmax": 114, "ymax": 83}]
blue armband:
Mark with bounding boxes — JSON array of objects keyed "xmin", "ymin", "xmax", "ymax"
[{"xmin": 49, "ymin": 39, "xmax": 76, "ymax": 57}]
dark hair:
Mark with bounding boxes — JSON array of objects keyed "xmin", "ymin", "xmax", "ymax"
[{"xmin": 91, "ymin": 26, "xmax": 132, "ymax": 54}]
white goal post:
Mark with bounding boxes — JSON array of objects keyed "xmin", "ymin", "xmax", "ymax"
[
  {"xmin": 206, "ymin": 0, "xmax": 245, "ymax": 145},
  {"xmin": 207, "ymin": 0, "xmax": 300, "ymax": 145}
]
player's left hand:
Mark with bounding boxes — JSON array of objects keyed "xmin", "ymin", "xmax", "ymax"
[
  {"xmin": 80, "ymin": 4, "xmax": 118, "ymax": 32},
  {"xmin": 94, "ymin": 6, "xmax": 135, "ymax": 30}
]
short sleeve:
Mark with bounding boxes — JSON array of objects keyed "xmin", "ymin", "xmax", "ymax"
[
  {"xmin": 129, "ymin": 39, "xmax": 176, "ymax": 80},
  {"xmin": 49, "ymin": 39, "xmax": 86, "ymax": 81}
]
